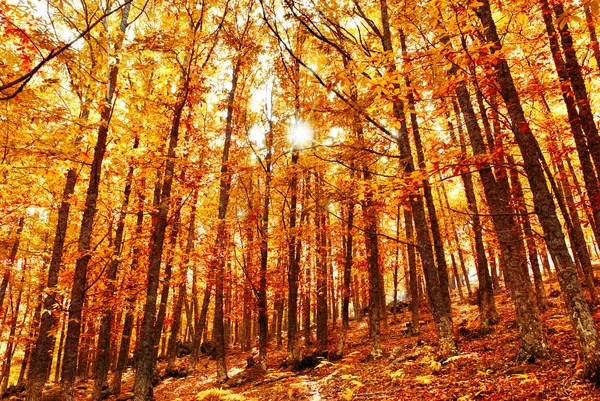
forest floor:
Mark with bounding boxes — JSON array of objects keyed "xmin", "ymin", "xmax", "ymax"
[{"xmin": 34, "ymin": 281, "xmax": 600, "ymax": 401}]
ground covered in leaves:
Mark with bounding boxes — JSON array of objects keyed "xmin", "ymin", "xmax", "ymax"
[
  {"xmin": 33, "ymin": 283, "xmax": 600, "ymax": 401},
  {"xmin": 151, "ymin": 286, "xmax": 600, "ymax": 400}
]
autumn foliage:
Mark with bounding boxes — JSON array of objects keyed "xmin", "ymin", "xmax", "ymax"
[{"xmin": 1, "ymin": 0, "xmax": 600, "ymax": 399}]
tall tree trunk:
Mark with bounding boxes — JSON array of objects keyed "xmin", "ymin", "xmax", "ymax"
[
  {"xmin": 111, "ymin": 179, "xmax": 145, "ymax": 395},
  {"xmin": 475, "ymin": 0, "xmax": 600, "ymax": 379},
  {"xmin": 404, "ymin": 209, "xmax": 420, "ymax": 335},
  {"xmin": 380, "ymin": 0, "xmax": 455, "ymax": 353},
  {"xmin": 18, "ymin": 288, "xmax": 43, "ymax": 388},
  {"xmin": 257, "ymin": 122, "xmax": 273, "ymax": 370},
  {"xmin": 61, "ymin": 8, "xmax": 130, "ymax": 400},
  {"xmin": 336, "ymin": 200, "xmax": 354, "ymax": 356},
  {"xmin": 287, "ymin": 148, "xmax": 301, "ymax": 363},
  {"xmin": 439, "ymin": 182, "xmax": 472, "ymax": 297},
  {"xmin": 92, "ymin": 136, "xmax": 138, "ymax": 400},
  {"xmin": 315, "ymin": 174, "xmax": 328, "ymax": 354},
  {"xmin": 401, "ymin": 31, "xmax": 452, "ymax": 318},
  {"xmin": 551, "ymin": 1, "xmax": 600, "ymax": 179},
  {"xmin": 210, "ymin": 60, "xmax": 240, "ymax": 384},
  {"xmin": 449, "ymin": 101, "xmax": 497, "ymax": 332},
  {"xmin": 539, "ymin": 0, "xmax": 600, "ymax": 250},
  {"xmin": 0, "ymin": 275, "xmax": 23, "ymax": 393},
  {"xmin": 507, "ymin": 156, "xmax": 548, "ymax": 310},
  {"xmin": 153, "ymin": 201, "xmax": 181, "ymax": 365},
  {"xmin": 453, "ymin": 66, "xmax": 546, "ymax": 361},
  {"xmin": 133, "ymin": 76, "xmax": 188, "ymax": 401},
  {"xmin": 167, "ymin": 190, "xmax": 198, "ymax": 371}
]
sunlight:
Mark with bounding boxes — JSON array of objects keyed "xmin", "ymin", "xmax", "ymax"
[{"xmin": 289, "ymin": 118, "xmax": 312, "ymax": 148}]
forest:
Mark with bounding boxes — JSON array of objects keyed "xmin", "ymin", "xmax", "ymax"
[{"xmin": 2, "ymin": 0, "xmax": 600, "ymax": 399}]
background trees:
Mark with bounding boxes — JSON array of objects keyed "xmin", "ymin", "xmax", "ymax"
[{"xmin": 2, "ymin": 0, "xmax": 600, "ymax": 398}]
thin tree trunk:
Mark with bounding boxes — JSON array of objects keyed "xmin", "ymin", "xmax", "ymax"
[
  {"xmin": 439, "ymin": 181, "xmax": 472, "ymax": 297},
  {"xmin": 552, "ymin": 1, "xmax": 600, "ymax": 179},
  {"xmin": 167, "ymin": 190, "xmax": 198, "ymax": 371},
  {"xmin": 210, "ymin": 59, "xmax": 240, "ymax": 384},
  {"xmin": 450, "ymin": 101, "xmax": 497, "ymax": 332},
  {"xmin": 0, "ymin": 275, "xmax": 23, "ymax": 393},
  {"xmin": 0, "ymin": 218, "xmax": 24, "ymax": 311},
  {"xmin": 111, "ymin": 179, "xmax": 145, "ymax": 395},
  {"xmin": 336, "ymin": 200, "xmax": 354, "ymax": 356},
  {"xmin": 133, "ymin": 73, "xmax": 188, "ymax": 401},
  {"xmin": 404, "ymin": 209, "xmax": 420, "ymax": 335},
  {"xmin": 61, "ymin": 8, "xmax": 130, "ymax": 400},
  {"xmin": 258, "ymin": 122, "xmax": 273, "ymax": 370},
  {"xmin": 507, "ymin": 155, "xmax": 548, "ymax": 310},
  {"xmin": 315, "ymin": 173, "xmax": 328, "ymax": 354},
  {"xmin": 539, "ymin": 0, "xmax": 600, "ymax": 251},
  {"xmin": 287, "ymin": 147, "xmax": 301, "ymax": 363},
  {"xmin": 92, "ymin": 135, "xmax": 138, "ymax": 400},
  {"xmin": 380, "ymin": 1, "xmax": 456, "ymax": 354}
]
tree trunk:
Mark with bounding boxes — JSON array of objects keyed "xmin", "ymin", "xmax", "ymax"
[
  {"xmin": 551, "ymin": 1, "xmax": 600, "ymax": 179},
  {"xmin": 210, "ymin": 60, "xmax": 240, "ymax": 384},
  {"xmin": 315, "ymin": 173, "xmax": 328, "ymax": 354},
  {"xmin": 92, "ymin": 136, "xmax": 138, "ymax": 400},
  {"xmin": 133, "ymin": 76, "xmax": 188, "ymax": 401},
  {"xmin": 111, "ymin": 179, "xmax": 145, "ymax": 395},
  {"xmin": 507, "ymin": 156, "xmax": 548, "ymax": 310},
  {"xmin": 61, "ymin": 8, "xmax": 130, "ymax": 400},
  {"xmin": 404, "ymin": 209, "xmax": 420, "ymax": 335},
  {"xmin": 167, "ymin": 188, "xmax": 197, "ymax": 371},
  {"xmin": 258, "ymin": 122, "xmax": 273, "ymax": 370},
  {"xmin": 453, "ymin": 69, "xmax": 546, "ymax": 361},
  {"xmin": 287, "ymin": 148, "xmax": 301, "ymax": 363},
  {"xmin": 336, "ymin": 200, "xmax": 354, "ymax": 356},
  {"xmin": 476, "ymin": 0, "xmax": 600, "ymax": 379},
  {"xmin": 401, "ymin": 31, "xmax": 452, "ymax": 318},
  {"xmin": 0, "ymin": 275, "xmax": 23, "ymax": 393},
  {"xmin": 449, "ymin": 101, "xmax": 497, "ymax": 332},
  {"xmin": 0, "ymin": 217, "xmax": 24, "ymax": 311},
  {"xmin": 539, "ymin": 0, "xmax": 600, "ymax": 251},
  {"xmin": 380, "ymin": 0, "xmax": 456, "ymax": 354}
]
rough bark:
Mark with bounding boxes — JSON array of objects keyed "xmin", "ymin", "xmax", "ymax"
[
  {"xmin": 210, "ymin": 60, "xmax": 240, "ymax": 384},
  {"xmin": 92, "ymin": 136, "xmax": 137, "ymax": 400},
  {"xmin": 315, "ymin": 174, "xmax": 328, "ymax": 354},
  {"xmin": 551, "ymin": 1, "xmax": 600, "ymax": 179},
  {"xmin": 539, "ymin": 0, "xmax": 600, "ymax": 250},
  {"xmin": 379, "ymin": 0, "xmax": 455, "ymax": 354},
  {"xmin": 476, "ymin": 0, "xmax": 600, "ymax": 380},
  {"xmin": 133, "ymin": 78, "xmax": 188, "ymax": 401},
  {"xmin": 336, "ymin": 200, "xmax": 354, "ymax": 356},
  {"xmin": 450, "ymin": 101, "xmax": 497, "ymax": 331}
]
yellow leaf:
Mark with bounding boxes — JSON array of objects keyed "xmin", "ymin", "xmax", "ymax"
[
  {"xmin": 430, "ymin": 360, "xmax": 442, "ymax": 373},
  {"xmin": 342, "ymin": 387, "xmax": 354, "ymax": 401},
  {"xmin": 390, "ymin": 369, "xmax": 405, "ymax": 381},
  {"xmin": 414, "ymin": 375, "xmax": 433, "ymax": 385}
]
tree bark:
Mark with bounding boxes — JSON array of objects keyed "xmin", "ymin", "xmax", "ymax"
[
  {"xmin": 92, "ymin": 136, "xmax": 138, "ymax": 400},
  {"xmin": 449, "ymin": 101, "xmax": 497, "ymax": 331},
  {"xmin": 476, "ymin": 0, "xmax": 600, "ymax": 379},
  {"xmin": 551, "ymin": 1, "xmax": 600, "ymax": 179},
  {"xmin": 133, "ymin": 76, "xmax": 188, "ymax": 401},
  {"xmin": 336, "ymin": 200, "xmax": 354, "ymax": 356},
  {"xmin": 210, "ymin": 60, "xmax": 240, "ymax": 384},
  {"xmin": 315, "ymin": 173, "xmax": 328, "ymax": 354},
  {"xmin": 380, "ymin": 0, "xmax": 455, "ymax": 353}
]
